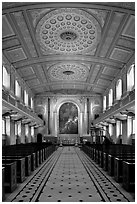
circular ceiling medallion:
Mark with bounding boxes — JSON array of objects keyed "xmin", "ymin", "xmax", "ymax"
[
  {"xmin": 63, "ymin": 70, "xmax": 75, "ymax": 75},
  {"xmin": 36, "ymin": 8, "xmax": 101, "ymax": 54},
  {"xmin": 60, "ymin": 31, "xmax": 77, "ymax": 41},
  {"xmin": 48, "ymin": 63, "xmax": 89, "ymax": 81}
]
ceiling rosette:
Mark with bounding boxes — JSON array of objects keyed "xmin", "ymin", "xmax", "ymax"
[
  {"xmin": 36, "ymin": 8, "xmax": 101, "ymax": 54},
  {"xmin": 48, "ymin": 62, "xmax": 89, "ymax": 81}
]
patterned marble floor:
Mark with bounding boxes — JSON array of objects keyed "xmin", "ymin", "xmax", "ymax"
[
  {"xmin": 38, "ymin": 146, "xmax": 104, "ymax": 202},
  {"xmin": 4, "ymin": 146, "xmax": 135, "ymax": 202}
]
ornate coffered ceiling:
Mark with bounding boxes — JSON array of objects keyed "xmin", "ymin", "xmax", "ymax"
[
  {"xmin": 36, "ymin": 8, "xmax": 101, "ymax": 54},
  {"xmin": 48, "ymin": 63, "xmax": 89, "ymax": 81},
  {"xmin": 2, "ymin": 2, "xmax": 135, "ymax": 95}
]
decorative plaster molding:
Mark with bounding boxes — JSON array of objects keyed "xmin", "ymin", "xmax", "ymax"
[{"xmin": 36, "ymin": 8, "xmax": 101, "ymax": 54}]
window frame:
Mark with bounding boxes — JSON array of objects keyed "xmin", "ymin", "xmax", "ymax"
[
  {"xmin": 103, "ymin": 95, "xmax": 106, "ymax": 111},
  {"xmin": 2, "ymin": 65, "xmax": 10, "ymax": 89},
  {"xmin": 2, "ymin": 118, "xmax": 6, "ymax": 135},
  {"xmin": 15, "ymin": 80, "xmax": 21, "ymax": 98},
  {"xmin": 116, "ymin": 79, "xmax": 122, "ymax": 100},
  {"xmin": 127, "ymin": 64, "xmax": 135, "ymax": 92},
  {"xmin": 109, "ymin": 89, "xmax": 113, "ymax": 107}
]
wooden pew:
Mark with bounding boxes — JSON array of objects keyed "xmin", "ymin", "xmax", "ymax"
[
  {"xmin": 2, "ymin": 158, "xmax": 25, "ymax": 183},
  {"xmin": 114, "ymin": 157, "xmax": 135, "ymax": 183},
  {"xmin": 3, "ymin": 145, "xmax": 36, "ymax": 170},
  {"xmin": 2, "ymin": 161, "xmax": 17, "ymax": 193},
  {"xmin": 98, "ymin": 150, "xmax": 103, "ymax": 168},
  {"xmin": 39, "ymin": 149, "xmax": 43, "ymax": 164},
  {"xmin": 108, "ymin": 153, "xmax": 135, "ymax": 176},
  {"xmin": 2, "ymin": 167, "xmax": 5, "ymax": 201},
  {"xmin": 3, "ymin": 155, "xmax": 31, "ymax": 176},
  {"xmin": 122, "ymin": 160, "xmax": 135, "ymax": 192},
  {"xmin": 103, "ymin": 152, "xmax": 109, "ymax": 171},
  {"xmin": 2, "ymin": 143, "xmax": 56, "ymax": 176}
]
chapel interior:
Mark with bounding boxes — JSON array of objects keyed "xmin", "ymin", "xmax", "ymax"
[{"xmin": 2, "ymin": 2, "xmax": 135, "ymax": 202}]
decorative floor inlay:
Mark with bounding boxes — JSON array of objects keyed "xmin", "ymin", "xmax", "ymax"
[{"xmin": 38, "ymin": 147, "xmax": 103, "ymax": 202}]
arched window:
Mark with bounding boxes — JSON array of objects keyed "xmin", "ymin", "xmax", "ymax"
[
  {"xmin": 2, "ymin": 65, "xmax": 10, "ymax": 89},
  {"xmin": 103, "ymin": 96, "xmax": 106, "ymax": 111},
  {"xmin": 15, "ymin": 80, "xmax": 21, "ymax": 98},
  {"xmin": 109, "ymin": 89, "xmax": 113, "ymax": 107},
  {"xmin": 116, "ymin": 79, "xmax": 122, "ymax": 100},
  {"xmin": 127, "ymin": 64, "xmax": 135, "ymax": 91}
]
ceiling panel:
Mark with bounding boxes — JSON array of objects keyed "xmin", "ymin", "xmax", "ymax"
[
  {"xmin": 89, "ymin": 64, "xmax": 100, "ymax": 83},
  {"xmin": 102, "ymin": 66, "xmax": 119, "ymax": 76},
  {"xmin": 2, "ymin": 38, "xmax": 20, "ymax": 50},
  {"xmin": 18, "ymin": 66, "xmax": 35, "ymax": 77},
  {"xmin": 109, "ymin": 48, "xmax": 131, "ymax": 62},
  {"xmin": 93, "ymin": 87, "xmax": 105, "ymax": 94},
  {"xmin": 122, "ymin": 15, "xmax": 135, "ymax": 39},
  {"xmin": 5, "ymin": 47, "xmax": 27, "ymax": 62},
  {"xmin": 13, "ymin": 11, "xmax": 38, "ymax": 58},
  {"xmin": 117, "ymin": 38, "xmax": 135, "ymax": 50},
  {"xmin": 2, "ymin": 15, "xmax": 15, "ymax": 38},
  {"xmin": 99, "ymin": 12, "xmax": 124, "ymax": 58},
  {"xmin": 26, "ymin": 78, "xmax": 40, "ymax": 87},
  {"xmin": 97, "ymin": 79, "xmax": 110, "ymax": 86},
  {"xmin": 32, "ymin": 87, "xmax": 44, "ymax": 94}
]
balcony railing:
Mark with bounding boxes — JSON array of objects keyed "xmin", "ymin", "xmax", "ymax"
[{"xmin": 94, "ymin": 90, "xmax": 135, "ymax": 124}]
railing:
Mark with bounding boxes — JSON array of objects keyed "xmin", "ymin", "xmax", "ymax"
[{"xmin": 94, "ymin": 89, "xmax": 135, "ymax": 125}]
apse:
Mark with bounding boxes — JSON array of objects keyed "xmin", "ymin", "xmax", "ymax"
[{"xmin": 59, "ymin": 102, "xmax": 78, "ymax": 134}]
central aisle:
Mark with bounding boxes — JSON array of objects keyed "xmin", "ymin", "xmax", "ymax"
[{"xmin": 38, "ymin": 146, "xmax": 103, "ymax": 202}]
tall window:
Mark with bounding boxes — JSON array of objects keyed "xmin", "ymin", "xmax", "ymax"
[
  {"xmin": 31, "ymin": 126, "xmax": 34, "ymax": 136},
  {"xmin": 132, "ymin": 118, "xmax": 135, "ymax": 134},
  {"xmin": 109, "ymin": 124, "xmax": 113, "ymax": 136},
  {"xmin": 116, "ymin": 79, "xmax": 122, "ymax": 100},
  {"xmin": 2, "ymin": 65, "xmax": 10, "ymax": 89},
  {"xmin": 15, "ymin": 122, "xmax": 21, "ymax": 136},
  {"xmin": 15, "ymin": 123, "xmax": 18, "ymax": 135},
  {"xmin": 15, "ymin": 80, "xmax": 21, "ymax": 98},
  {"xmin": 116, "ymin": 120, "xmax": 122, "ymax": 137},
  {"xmin": 25, "ymin": 124, "xmax": 29, "ymax": 136},
  {"xmin": 24, "ymin": 90, "xmax": 28, "ymax": 106},
  {"xmin": 127, "ymin": 64, "xmax": 135, "ymax": 91},
  {"xmin": 109, "ymin": 89, "xmax": 113, "ymax": 107},
  {"xmin": 103, "ymin": 96, "xmax": 106, "ymax": 111},
  {"xmin": 127, "ymin": 116, "xmax": 132, "ymax": 137},
  {"xmin": 31, "ymin": 98, "xmax": 34, "ymax": 109},
  {"xmin": 120, "ymin": 122, "xmax": 122, "ymax": 135},
  {"xmin": 2, "ymin": 119, "xmax": 6, "ymax": 135}
]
